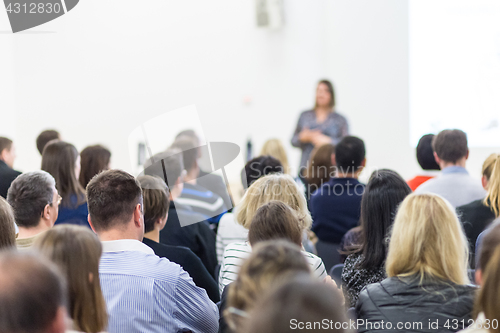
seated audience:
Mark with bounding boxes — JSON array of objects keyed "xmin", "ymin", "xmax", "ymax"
[
  {"xmin": 303, "ymin": 143, "xmax": 336, "ymax": 201},
  {"xmin": 175, "ymin": 129, "xmax": 233, "ymax": 209},
  {"xmin": 457, "ymin": 153, "xmax": 499, "ymax": 268},
  {"xmin": 36, "ymin": 129, "xmax": 61, "ymax": 155},
  {"xmin": 34, "ymin": 225, "xmax": 108, "ymax": 333},
  {"xmin": 242, "ymin": 276, "xmax": 348, "ymax": 333},
  {"xmin": 144, "ymin": 149, "xmax": 218, "ymax": 277},
  {"xmin": 474, "ymin": 218, "xmax": 500, "ymax": 271},
  {"xmin": 356, "ymin": 193, "xmax": 475, "ymax": 333},
  {"xmin": 0, "ymin": 251, "xmax": 67, "ymax": 333},
  {"xmin": 219, "ymin": 175, "xmax": 327, "ymax": 294},
  {"xmin": 42, "ymin": 141, "xmax": 89, "ymax": 228},
  {"xmin": 260, "ymin": 138, "xmax": 291, "ymax": 174},
  {"xmin": 223, "ymin": 240, "xmax": 312, "ymax": 333},
  {"xmin": 171, "ymin": 137, "xmax": 227, "ymax": 223},
  {"xmin": 79, "ymin": 144, "xmax": 111, "ymax": 188},
  {"xmin": 86, "ymin": 169, "xmax": 218, "ymax": 333},
  {"xmin": 0, "ymin": 136, "xmax": 21, "ymax": 199},
  {"xmin": 0, "ymin": 197, "xmax": 16, "ymax": 250},
  {"xmin": 415, "ymin": 129, "xmax": 485, "ymax": 207},
  {"xmin": 341, "ymin": 169, "xmax": 411, "ymax": 307},
  {"xmin": 138, "ymin": 175, "xmax": 220, "ymax": 302},
  {"xmin": 407, "ymin": 134, "xmax": 440, "ymax": 191},
  {"xmin": 474, "ymin": 221, "xmax": 500, "ymax": 286},
  {"xmin": 216, "ymin": 155, "xmax": 283, "ymax": 263},
  {"xmin": 7, "ymin": 171, "xmax": 59, "ymax": 249},
  {"xmin": 309, "ymin": 136, "xmax": 366, "ymax": 269}
]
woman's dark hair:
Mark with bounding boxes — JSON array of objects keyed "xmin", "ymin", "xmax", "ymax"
[
  {"xmin": 241, "ymin": 156, "xmax": 283, "ymax": 190},
  {"xmin": 248, "ymin": 201, "xmax": 302, "ymax": 247},
  {"xmin": 138, "ymin": 175, "xmax": 170, "ymax": 234},
  {"xmin": 304, "ymin": 143, "xmax": 335, "ymax": 190},
  {"xmin": 356, "ymin": 169, "xmax": 412, "ymax": 270},
  {"xmin": 0, "ymin": 197, "xmax": 16, "ymax": 250},
  {"xmin": 416, "ymin": 134, "xmax": 440, "ymax": 171},
  {"xmin": 41, "ymin": 141, "xmax": 85, "ymax": 208},
  {"xmin": 314, "ymin": 79, "xmax": 335, "ymax": 109},
  {"xmin": 79, "ymin": 145, "xmax": 111, "ymax": 189}
]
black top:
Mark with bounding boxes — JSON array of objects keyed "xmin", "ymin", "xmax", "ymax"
[
  {"xmin": 0, "ymin": 160, "xmax": 21, "ymax": 199},
  {"xmin": 356, "ymin": 275, "xmax": 476, "ymax": 333},
  {"xmin": 142, "ymin": 237, "xmax": 219, "ymax": 303},
  {"xmin": 160, "ymin": 201, "xmax": 218, "ymax": 278},
  {"xmin": 456, "ymin": 199, "xmax": 496, "ymax": 268}
]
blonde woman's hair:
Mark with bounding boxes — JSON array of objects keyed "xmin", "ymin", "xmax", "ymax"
[
  {"xmin": 236, "ymin": 173, "xmax": 311, "ymax": 230},
  {"xmin": 483, "ymin": 154, "xmax": 500, "ymax": 218},
  {"xmin": 225, "ymin": 240, "xmax": 311, "ymax": 331},
  {"xmin": 386, "ymin": 193, "xmax": 469, "ymax": 285},
  {"xmin": 260, "ymin": 139, "xmax": 290, "ymax": 174},
  {"xmin": 473, "ymin": 244, "xmax": 500, "ymax": 332},
  {"xmin": 34, "ymin": 225, "xmax": 108, "ymax": 333}
]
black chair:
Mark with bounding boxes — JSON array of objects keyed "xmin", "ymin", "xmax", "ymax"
[
  {"xmin": 329, "ymin": 263, "xmax": 344, "ymax": 286},
  {"xmin": 316, "ymin": 240, "xmax": 341, "ymax": 273}
]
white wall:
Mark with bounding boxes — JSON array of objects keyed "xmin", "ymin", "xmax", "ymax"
[{"xmin": 1, "ymin": 0, "xmax": 497, "ymax": 185}]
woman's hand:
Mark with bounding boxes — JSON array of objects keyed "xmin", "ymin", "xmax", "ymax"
[{"xmin": 311, "ymin": 133, "xmax": 332, "ymax": 147}]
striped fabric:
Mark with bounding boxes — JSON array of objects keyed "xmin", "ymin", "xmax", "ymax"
[
  {"xmin": 218, "ymin": 241, "xmax": 327, "ymax": 295},
  {"xmin": 215, "ymin": 212, "xmax": 248, "ymax": 264},
  {"xmin": 99, "ymin": 240, "xmax": 219, "ymax": 333}
]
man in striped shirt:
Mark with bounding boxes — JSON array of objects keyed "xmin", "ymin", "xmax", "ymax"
[{"xmin": 87, "ymin": 170, "xmax": 218, "ymax": 333}]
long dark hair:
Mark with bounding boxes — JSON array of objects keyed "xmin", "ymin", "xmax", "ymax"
[
  {"xmin": 42, "ymin": 141, "xmax": 85, "ymax": 208},
  {"xmin": 356, "ymin": 169, "xmax": 412, "ymax": 270},
  {"xmin": 304, "ymin": 143, "xmax": 335, "ymax": 189},
  {"xmin": 79, "ymin": 145, "xmax": 111, "ymax": 189}
]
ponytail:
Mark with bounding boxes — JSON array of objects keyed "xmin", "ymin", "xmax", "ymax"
[{"xmin": 484, "ymin": 155, "xmax": 500, "ymax": 218}]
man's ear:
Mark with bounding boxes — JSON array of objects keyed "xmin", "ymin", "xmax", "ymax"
[
  {"xmin": 48, "ymin": 306, "xmax": 67, "ymax": 333},
  {"xmin": 88, "ymin": 215, "xmax": 97, "ymax": 233},
  {"xmin": 360, "ymin": 158, "xmax": 367, "ymax": 168},
  {"xmin": 41, "ymin": 204, "xmax": 51, "ymax": 223},
  {"xmin": 433, "ymin": 152, "xmax": 441, "ymax": 165},
  {"xmin": 465, "ymin": 149, "xmax": 470, "ymax": 160},
  {"xmin": 133, "ymin": 204, "xmax": 143, "ymax": 228}
]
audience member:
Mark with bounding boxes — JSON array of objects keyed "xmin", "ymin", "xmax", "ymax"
[
  {"xmin": 303, "ymin": 143, "xmax": 336, "ymax": 202},
  {"xmin": 138, "ymin": 175, "xmax": 220, "ymax": 302},
  {"xmin": 216, "ymin": 155, "xmax": 283, "ymax": 263},
  {"xmin": 474, "ymin": 221, "xmax": 500, "ymax": 286},
  {"xmin": 415, "ymin": 129, "xmax": 485, "ymax": 207},
  {"xmin": 175, "ymin": 129, "xmax": 233, "ymax": 209},
  {"xmin": 356, "ymin": 193, "xmax": 475, "ymax": 333},
  {"xmin": 242, "ymin": 276, "xmax": 348, "ymax": 333},
  {"xmin": 0, "ymin": 251, "xmax": 67, "ymax": 333},
  {"xmin": 260, "ymin": 138, "xmax": 291, "ymax": 174},
  {"xmin": 0, "ymin": 197, "xmax": 16, "ymax": 250},
  {"xmin": 86, "ymin": 169, "xmax": 218, "ymax": 333},
  {"xmin": 341, "ymin": 169, "xmax": 411, "ymax": 307},
  {"xmin": 7, "ymin": 171, "xmax": 59, "ymax": 249},
  {"xmin": 0, "ymin": 136, "xmax": 21, "ymax": 199},
  {"xmin": 474, "ymin": 219, "xmax": 500, "ymax": 267},
  {"xmin": 219, "ymin": 174, "xmax": 326, "ymax": 294},
  {"xmin": 223, "ymin": 240, "xmax": 311, "ymax": 333},
  {"xmin": 42, "ymin": 141, "xmax": 89, "ymax": 228},
  {"xmin": 310, "ymin": 136, "xmax": 366, "ymax": 270},
  {"xmin": 144, "ymin": 150, "xmax": 218, "ymax": 277},
  {"xmin": 34, "ymin": 225, "xmax": 108, "ymax": 333},
  {"xmin": 457, "ymin": 153, "xmax": 499, "ymax": 268},
  {"xmin": 36, "ymin": 129, "xmax": 61, "ymax": 155},
  {"xmin": 407, "ymin": 134, "xmax": 440, "ymax": 191},
  {"xmin": 170, "ymin": 137, "xmax": 227, "ymax": 223},
  {"xmin": 79, "ymin": 144, "xmax": 111, "ymax": 188}
]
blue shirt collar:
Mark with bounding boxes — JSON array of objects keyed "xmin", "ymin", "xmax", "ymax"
[{"xmin": 441, "ymin": 166, "xmax": 469, "ymax": 175}]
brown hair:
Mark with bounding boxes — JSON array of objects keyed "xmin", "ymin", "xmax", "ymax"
[
  {"xmin": 432, "ymin": 129, "xmax": 468, "ymax": 164},
  {"xmin": 36, "ymin": 130, "xmax": 60, "ymax": 155},
  {"xmin": 34, "ymin": 225, "xmax": 107, "ymax": 333},
  {"xmin": 138, "ymin": 175, "xmax": 171, "ymax": 233},
  {"xmin": 477, "ymin": 220, "xmax": 500, "ymax": 273},
  {"xmin": 473, "ymin": 244, "xmax": 500, "ymax": 332},
  {"xmin": 225, "ymin": 240, "xmax": 311, "ymax": 331},
  {"xmin": 87, "ymin": 170, "xmax": 143, "ymax": 232},
  {"xmin": 484, "ymin": 155, "xmax": 500, "ymax": 218},
  {"xmin": 248, "ymin": 201, "xmax": 302, "ymax": 246},
  {"xmin": 0, "ymin": 252, "xmax": 66, "ymax": 333},
  {"xmin": 170, "ymin": 137, "xmax": 198, "ymax": 172},
  {"xmin": 79, "ymin": 145, "xmax": 111, "ymax": 189},
  {"xmin": 0, "ymin": 137, "xmax": 13, "ymax": 155},
  {"xmin": 42, "ymin": 141, "xmax": 85, "ymax": 208},
  {"xmin": 304, "ymin": 143, "xmax": 335, "ymax": 189},
  {"xmin": 314, "ymin": 79, "xmax": 335, "ymax": 109},
  {"xmin": 0, "ymin": 197, "xmax": 16, "ymax": 250}
]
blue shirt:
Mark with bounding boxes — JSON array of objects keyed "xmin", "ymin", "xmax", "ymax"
[
  {"xmin": 310, "ymin": 178, "xmax": 364, "ymax": 243},
  {"xmin": 55, "ymin": 195, "xmax": 90, "ymax": 228},
  {"xmin": 99, "ymin": 239, "xmax": 219, "ymax": 333}
]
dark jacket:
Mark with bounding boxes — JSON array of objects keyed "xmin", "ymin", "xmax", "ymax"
[
  {"xmin": 142, "ymin": 237, "xmax": 220, "ymax": 303},
  {"xmin": 456, "ymin": 199, "xmax": 496, "ymax": 268},
  {"xmin": 356, "ymin": 276, "xmax": 476, "ymax": 333},
  {"xmin": 0, "ymin": 160, "xmax": 21, "ymax": 199},
  {"xmin": 160, "ymin": 201, "xmax": 218, "ymax": 277}
]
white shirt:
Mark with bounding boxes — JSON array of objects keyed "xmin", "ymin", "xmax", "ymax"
[{"xmin": 215, "ymin": 211, "xmax": 248, "ymax": 264}]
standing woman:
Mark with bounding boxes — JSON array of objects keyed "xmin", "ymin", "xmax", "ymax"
[
  {"xmin": 42, "ymin": 141, "xmax": 89, "ymax": 228},
  {"xmin": 291, "ymin": 80, "xmax": 348, "ymax": 175},
  {"xmin": 79, "ymin": 145, "xmax": 111, "ymax": 189}
]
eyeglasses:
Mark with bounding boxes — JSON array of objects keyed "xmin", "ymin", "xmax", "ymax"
[{"xmin": 50, "ymin": 195, "xmax": 62, "ymax": 207}]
